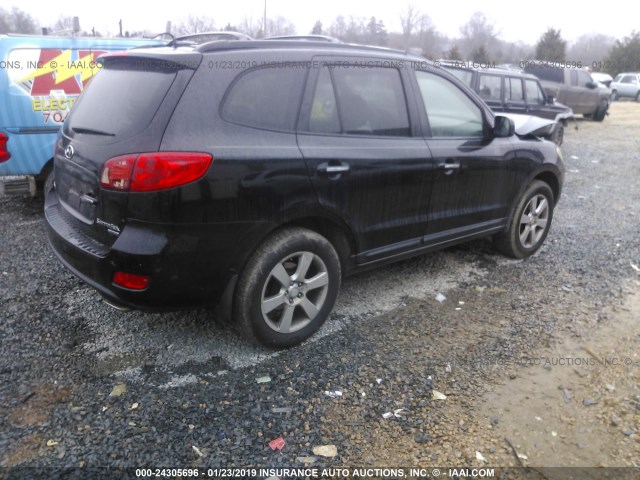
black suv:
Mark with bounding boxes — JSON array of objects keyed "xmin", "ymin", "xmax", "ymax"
[
  {"xmin": 441, "ymin": 63, "xmax": 573, "ymax": 145},
  {"xmin": 45, "ymin": 41, "xmax": 565, "ymax": 347}
]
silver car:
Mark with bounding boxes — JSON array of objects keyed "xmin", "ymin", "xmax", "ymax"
[{"xmin": 610, "ymin": 73, "xmax": 640, "ymax": 101}]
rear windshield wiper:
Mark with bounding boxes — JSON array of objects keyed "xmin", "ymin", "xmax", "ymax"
[{"xmin": 71, "ymin": 126, "xmax": 116, "ymax": 136}]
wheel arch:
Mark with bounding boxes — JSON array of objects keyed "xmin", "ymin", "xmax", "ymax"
[
  {"xmin": 533, "ymin": 169, "xmax": 561, "ymax": 206},
  {"xmin": 277, "ymin": 215, "xmax": 357, "ymax": 274},
  {"xmin": 502, "ymin": 166, "xmax": 562, "ymax": 234},
  {"xmin": 223, "ymin": 211, "xmax": 357, "ymax": 321}
]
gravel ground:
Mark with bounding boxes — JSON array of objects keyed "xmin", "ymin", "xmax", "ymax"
[{"xmin": 1, "ymin": 102, "xmax": 639, "ymax": 478}]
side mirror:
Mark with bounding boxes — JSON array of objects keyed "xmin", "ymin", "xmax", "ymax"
[
  {"xmin": 546, "ymin": 94, "xmax": 555, "ymax": 104},
  {"xmin": 494, "ymin": 116, "xmax": 514, "ymax": 138},
  {"xmin": 585, "ymin": 81, "xmax": 597, "ymax": 89}
]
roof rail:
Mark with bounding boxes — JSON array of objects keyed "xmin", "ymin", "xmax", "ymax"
[
  {"xmin": 196, "ymin": 39, "xmax": 407, "ymax": 55},
  {"xmin": 266, "ymin": 35, "xmax": 343, "ymax": 43}
]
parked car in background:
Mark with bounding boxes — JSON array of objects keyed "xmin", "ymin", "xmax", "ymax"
[
  {"xmin": 591, "ymin": 72, "xmax": 613, "ymax": 88},
  {"xmin": 0, "ymin": 34, "xmax": 162, "ymax": 196},
  {"xmin": 610, "ymin": 72, "xmax": 640, "ymax": 101},
  {"xmin": 45, "ymin": 41, "xmax": 564, "ymax": 347},
  {"xmin": 523, "ymin": 62, "xmax": 610, "ymax": 121},
  {"xmin": 440, "ymin": 62, "xmax": 572, "ymax": 145}
]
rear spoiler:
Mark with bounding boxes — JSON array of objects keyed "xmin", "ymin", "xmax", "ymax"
[{"xmin": 97, "ymin": 50, "xmax": 203, "ymax": 70}]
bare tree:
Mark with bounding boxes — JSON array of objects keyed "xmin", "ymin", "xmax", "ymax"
[
  {"xmin": 499, "ymin": 40, "xmax": 533, "ymax": 63},
  {"xmin": 268, "ymin": 16, "xmax": 296, "ymax": 37},
  {"xmin": 52, "ymin": 15, "xmax": 76, "ymax": 33},
  {"xmin": 1, "ymin": 7, "xmax": 38, "ymax": 34},
  {"xmin": 569, "ymin": 33, "xmax": 616, "ymax": 67},
  {"xmin": 0, "ymin": 8, "xmax": 10, "ymax": 34},
  {"xmin": 365, "ymin": 17, "xmax": 388, "ymax": 46},
  {"xmin": 239, "ymin": 16, "xmax": 263, "ymax": 38},
  {"xmin": 345, "ymin": 16, "xmax": 367, "ymax": 43},
  {"xmin": 399, "ymin": 5, "xmax": 421, "ymax": 48},
  {"xmin": 328, "ymin": 16, "xmax": 347, "ymax": 39},
  {"xmin": 311, "ymin": 20, "xmax": 322, "ymax": 35},
  {"xmin": 459, "ymin": 12, "xmax": 501, "ymax": 61},
  {"xmin": 174, "ymin": 15, "xmax": 216, "ymax": 36}
]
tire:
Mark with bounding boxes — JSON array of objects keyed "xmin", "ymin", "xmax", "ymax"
[
  {"xmin": 611, "ymin": 90, "xmax": 618, "ymax": 101},
  {"xmin": 494, "ymin": 180, "xmax": 554, "ymax": 259},
  {"xmin": 592, "ymin": 99, "xmax": 608, "ymax": 122},
  {"xmin": 551, "ymin": 124, "xmax": 564, "ymax": 146},
  {"xmin": 233, "ymin": 227, "xmax": 341, "ymax": 347},
  {"xmin": 635, "ymin": 91, "xmax": 640, "ymax": 102},
  {"xmin": 43, "ymin": 170, "xmax": 54, "ymax": 194}
]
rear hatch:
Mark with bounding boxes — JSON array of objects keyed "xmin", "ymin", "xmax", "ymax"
[{"xmin": 52, "ymin": 49, "xmax": 201, "ymax": 246}]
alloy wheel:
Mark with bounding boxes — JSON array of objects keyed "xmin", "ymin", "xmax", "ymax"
[
  {"xmin": 260, "ymin": 251, "xmax": 329, "ymax": 334},
  {"xmin": 519, "ymin": 194, "xmax": 549, "ymax": 248}
]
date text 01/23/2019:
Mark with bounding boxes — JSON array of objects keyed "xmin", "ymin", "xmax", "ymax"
[{"xmin": 134, "ymin": 467, "xmax": 497, "ymax": 478}]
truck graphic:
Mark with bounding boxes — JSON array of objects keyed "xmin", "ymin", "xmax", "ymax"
[{"xmin": 0, "ymin": 35, "xmax": 162, "ymax": 195}]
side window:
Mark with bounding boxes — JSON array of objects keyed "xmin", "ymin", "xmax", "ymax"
[
  {"xmin": 577, "ymin": 71, "xmax": 592, "ymax": 87},
  {"xmin": 329, "ymin": 66, "xmax": 410, "ymax": 136},
  {"xmin": 621, "ymin": 75, "xmax": 636, "ymax": 84},
  {"xmin": 222, "ymin": 66, "xmax": 307, "ymax": 131},
  {"xmin": 525, "ymin": 80, "xmax": 545, "ymax": 105},
  {"xmin": 308, "ymin": 67, "xmax": 340, "ymax": 134},
  {"xmin": 508, "ymin": 77, "xmax": 524, "ymax": 101},
  {"xmin": 570, "ymin": 70, "xmax": 578, "ymax": 86},
  {"xmin": 477, "ymin": 74, "xmax": 502, "ymax": 101},
  {"xmin": 416, "ymin": 71, "xmax": 484, "ymax": 138},
  {"xmin": 444, "ymin": 68, "xmax": 473, "ymax": 87}
]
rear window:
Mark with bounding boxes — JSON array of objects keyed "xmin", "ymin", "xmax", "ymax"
[
  {"xmin": 222, "ymin": 66, "xmax": 307, "ymax": 131},
  {"xmin": 67, "ymin": 63, "xmax": 176, "ymax": 137},
  {"xmin": 525, "ymin": 66, "xmax": 563, "ymax": 83}
]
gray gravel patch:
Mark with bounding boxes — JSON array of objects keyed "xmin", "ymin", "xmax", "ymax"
[{"xmin": 1, "ymin": 103, "xmax": 639, "ymax": 471}]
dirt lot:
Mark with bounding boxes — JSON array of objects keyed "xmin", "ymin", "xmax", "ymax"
[{"xmin": 1, "ymin": 102, "xmax": 639, "ymax": 478}]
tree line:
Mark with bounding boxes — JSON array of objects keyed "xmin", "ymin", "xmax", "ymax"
[{"xmin": 1, "ymin": 5, "xmax": 638, "ymax": 76}]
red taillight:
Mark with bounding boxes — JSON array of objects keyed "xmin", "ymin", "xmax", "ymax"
[
  {"xmin": 100, "ymin": 152, "xmax": 212, "ymax": 192},
  {"xmin": 0, "ymin": 133, "xmax": 10, "ymax": 163},
  {"xmin": 113, "ymin": 272, "xmax": 150, "ymax": 290},
  {"xmin": 100, "ymin": 155, "xmax": 135, "ymax": 190}
]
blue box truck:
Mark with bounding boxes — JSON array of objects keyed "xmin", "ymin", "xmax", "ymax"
[{"xmin": 0, "ymin": 34, "xmax": 162, "ymax": 195}]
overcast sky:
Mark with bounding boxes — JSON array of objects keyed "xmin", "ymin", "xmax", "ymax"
[{"xmin": 6, "ymin": 0, "xmax": 634, "ymax": 45}]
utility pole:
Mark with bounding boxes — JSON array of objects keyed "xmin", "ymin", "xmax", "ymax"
[{"xmin": 263, "ymin": 0, "xmax": 267, "ymax": 38}]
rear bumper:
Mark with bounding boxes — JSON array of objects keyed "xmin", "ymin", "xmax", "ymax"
[
  {"xmin": 0, "ymin": 175, "xmax": 36, "ymax": 196},
  {"xmin": 44, "ymin": 186, "xmax": 266, "ymax": 313}
]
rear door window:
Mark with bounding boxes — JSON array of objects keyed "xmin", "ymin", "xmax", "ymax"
[
  {"xmin": 222, "ymin": 66, "xmax": 307, "ymax": 131},
  {"xmin": 508, "ymin": 77, "xmax": 525, "ymax": 101},
  {"xmin": 525, "ymin": 80, "xmax": 545, "ymax": 105},
  {"xmin": 308, "ymin": 67, "xmax": 340, "ymax": 134},
  {"xmin": 68, "ymin": 63, "xmax": 177, "ymax": 138},
  {"xmin": 570, "ymin": 70, "xmax": 578, "ymax": 86},
  {"xmin": 306, "ymin": 65, "xmax": 410, "ymax": 136}
]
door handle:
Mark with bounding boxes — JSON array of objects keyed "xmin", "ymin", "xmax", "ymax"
[
  {"xmin": 441, "ymin": 160, "xmax": 460, "ymax": 174},
  {"xmin": 317, "ymin": 162, "xmax": 350, "ymax": 175}
]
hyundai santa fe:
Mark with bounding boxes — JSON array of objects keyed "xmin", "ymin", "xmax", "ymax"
[{"xmin": 45, "ymin": 41, "xmax": 565, "ymax": 347}]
